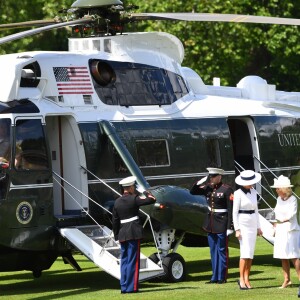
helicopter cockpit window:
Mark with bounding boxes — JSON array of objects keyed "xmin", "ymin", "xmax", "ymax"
[
  {"xmin": 136, "ymin": 139, "xmax": 170, "ymax": 168},
  {"xmin": 14, "ymin": 119, "xmax": 49, "ymax": 171},
  {"xmin": 89, "ymin": 59, "xmax": 189, "ymax": 106}
]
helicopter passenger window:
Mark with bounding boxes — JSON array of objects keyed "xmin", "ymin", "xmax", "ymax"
[
  {"xmin": 14, "ymin": 119, "xmax": 49, "ymax": 170},
  {"xmin": 136, "ymin": 140, "xmax": 170, "ymax": 168},
  {"xmin": 205, "ymin": 138, "xmax": 221, "ymax": 168}
]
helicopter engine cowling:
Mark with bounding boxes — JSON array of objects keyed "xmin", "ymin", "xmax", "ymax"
[{"xmin": 141, "ymin": 185, "xmax": 208, "ymax": 235}]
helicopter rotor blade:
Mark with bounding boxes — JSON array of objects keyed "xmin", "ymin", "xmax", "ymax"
[
  {"xmin": 0, "ymin": 18, "xmax": 93, "ymax": 46},
  {"xmin": 130, "ymin": 12, "xmax": 300, "ymax": 26},
  {"xmin": 0, "ymin": 19, "xmax": 58, "ymax": 30}
]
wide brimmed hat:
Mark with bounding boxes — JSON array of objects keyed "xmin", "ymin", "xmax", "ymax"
[
  {"xmin": 271, "ymin": 175, "xmax": 293, "ymax": 188},
  {"xmin": 119, "ymin": 176, "xmax": 137, "ymax": 187},
  {"xmin": 207, "ymin": 167, "xmax": 224, "ymax": 175},
  {"xmin": 235, "ymin": 170, "xmax": 261, "ymax": 186}
]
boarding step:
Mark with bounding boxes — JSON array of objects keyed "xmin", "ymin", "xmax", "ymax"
[{"xmin": 59, "ymin": 226, "xmax": 164, "ymax": 281}]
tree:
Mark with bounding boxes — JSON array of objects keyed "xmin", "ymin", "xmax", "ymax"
[
  {"xmin": 0, "ymin": 0, "xmax": 72, "ymax": 54},
  {"xmin": 135, "ymin": 0, "xmax": 300, "ymax": 91}
]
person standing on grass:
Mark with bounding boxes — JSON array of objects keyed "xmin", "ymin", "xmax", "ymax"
[
  {"xmin": 270, "ymin": 175, "xmax": 300, "ymax": 291},
  {"xmin": 190, "ymin": 167, "xmax": 234, "ymax": 284},
  {"xmin": 112, "ymin": 176, "xmax": 156, "ymax": 294},
  {"xmin": 233, "ymin": 170, "xmax": 263, "ymax": 290}
]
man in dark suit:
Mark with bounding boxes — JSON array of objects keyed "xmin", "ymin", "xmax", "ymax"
[
  {"xmin": 112, "ymin": 176, "xmax": 156, "ymax": 294},
  {"xmin": 190, "ymin": 167, "xmax": 234, "ymax": 284}
]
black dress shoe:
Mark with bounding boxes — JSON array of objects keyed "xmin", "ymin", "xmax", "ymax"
[
  {"xmin": 205, "ymin": 280, "xmax": 217, "ymax": 284},
  {"xmin": 237, "ymin": 280, "xmax": 248, "ymax": 290},
  {"xmin": 217, "ymin": 280, "xmax": 227, "ymax": 284}
]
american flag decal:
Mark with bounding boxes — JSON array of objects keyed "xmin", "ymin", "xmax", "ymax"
[{"xmin": 53, "ymin": 66, "xmax": 93, "ymax": 95}]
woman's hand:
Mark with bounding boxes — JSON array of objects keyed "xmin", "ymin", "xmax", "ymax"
[{"xmin": 235, "ymin": 229, "xmax": 241, "ymax": 240}]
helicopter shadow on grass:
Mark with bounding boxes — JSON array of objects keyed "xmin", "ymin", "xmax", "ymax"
[
  {"xmin": 0, "ymin": 264, "xmax": 177, "ymax": 298},
  {"xmin": 0, "ymin": 266, "xmax": 119, "ymax": 298},
  {"xmin": 184, "ymin": 253, "xmax": 278, "ymax": 283},
  {"xmin": 0, "ymin": 253, "xmax": 280, "ymax": 297}
]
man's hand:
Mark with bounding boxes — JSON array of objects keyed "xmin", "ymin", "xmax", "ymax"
[
  {"xmin": 136, "ymin": 184, "xmax": 146, "ymax": 194},
  {"xmin": 226, "ymin": 229, "xmax": 234, "ymax": 236},
  {"xmin": 197, "ymin": 176, "xmax": 207, "ymax": 185},
  {"xmin": 143, "ymin": 191, "xmax": 156, "ymax": 201}
]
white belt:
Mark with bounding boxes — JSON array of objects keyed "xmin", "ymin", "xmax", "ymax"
[
  {"xmin": 208, "ymin": 207, "xmax": 228, "ymax": 213},
  {"xmin": 121, "ymin": 216, "xmax": 139, "ymax": 224}
]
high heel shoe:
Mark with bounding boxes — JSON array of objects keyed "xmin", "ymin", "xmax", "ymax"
[
  {"xmin": 279, "ymin": 281, "xmax": 292, "ymax": 288},
  {"xmin": 237, "ymin": 280, "xmax": 248, "ymax": 290}
]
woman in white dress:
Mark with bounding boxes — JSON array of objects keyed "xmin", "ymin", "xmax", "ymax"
[
  {"xmin": 233, "ymin": 170, "xmax": 263, "ymax": 290},
  {"xmin": 271, "ymin": 175, "xmax": 300, "ymax": 288}
]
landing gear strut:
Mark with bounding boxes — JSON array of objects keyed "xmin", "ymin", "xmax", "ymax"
[{"xmin": 149, "ymin": 229, "xmax": 186, "ymax": 282}]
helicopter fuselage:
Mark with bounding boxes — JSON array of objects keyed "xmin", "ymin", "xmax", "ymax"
[{"xmin": 0, "ymin": 31, "xmax": 300, "ymax": 274}]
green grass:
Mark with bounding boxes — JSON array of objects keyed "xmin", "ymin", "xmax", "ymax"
[{"xmin": 0, "ymin": 238, "xmax": 299, "ymax": 299}]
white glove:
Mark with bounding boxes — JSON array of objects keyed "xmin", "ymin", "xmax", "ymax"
[
  {"xmin": 197, "ymin": 176, "xmax": 207, "ymax": 185},
  {"xmin": 226, "ymin": 229, "xmax": 234, "ymax": 236},
  {"xmin": 136, "ymin": 184, "xmax": 146, "ymax": 194}
]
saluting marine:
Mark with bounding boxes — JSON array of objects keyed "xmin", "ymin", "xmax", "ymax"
[
  {"xmin": 112, "ymin": 176, "xmax": 156, "ymax": 294},
  {"xmin": 190, "ymin": 167, "xmax": 234, "ymax": 284}
]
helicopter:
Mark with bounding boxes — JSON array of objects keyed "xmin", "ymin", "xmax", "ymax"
[{"xmin": 0, "ymin": 0, "xmax": 299, "ymax": 284}]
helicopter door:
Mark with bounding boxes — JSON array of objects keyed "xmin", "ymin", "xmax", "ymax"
[
  {"xmin": 0, "ymin": 118, "xmax": 11, "ymax": 200},
  {"xmin": 45, "ymin": 116, "xmax": 88, "ymax": 216},
  {"xmin": 227, "ymin": 117, "xmax": 261, "ymax": 191}
]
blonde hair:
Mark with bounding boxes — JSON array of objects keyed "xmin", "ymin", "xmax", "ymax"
[{"xmin": 277, "ymin": 187, "xmax": 293, "ymax": 198}]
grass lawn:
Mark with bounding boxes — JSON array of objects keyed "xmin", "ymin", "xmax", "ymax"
[{"xmin": 0, "ymin": 238, "xmax": 299, "ymax": 299}]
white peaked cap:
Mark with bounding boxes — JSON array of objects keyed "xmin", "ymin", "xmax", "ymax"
[
  {"xmin": 271, "ymin": 175, "xmax": 293, "ymax": 188},
  {"xmin": 119, "ymin": 176, "xmax": 137, "ymax": 187},
  {"xmin": 207, "ymin": 167, "xmax": 224, "ymax": 175},
  {"xmin": 235, "ymin": 170, "xmax": 261, "ymax": 186}
]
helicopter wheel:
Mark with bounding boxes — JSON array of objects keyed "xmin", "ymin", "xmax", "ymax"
[
  {"xmin": 32, "ymin": 269, "xmax": 42, "ymax": 278},
  {"xmin": 162, "ymin": 253, "xmax": 186, "ymax": 282}
]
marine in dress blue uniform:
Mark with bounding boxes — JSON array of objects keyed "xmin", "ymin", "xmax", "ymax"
[
  {"xmin": 112, "ymin": 176, "xmax": 156, "ymax": 294},
  {"xmin": 190, "ymin": 168, "xmax": 234, "ymax": 284}
]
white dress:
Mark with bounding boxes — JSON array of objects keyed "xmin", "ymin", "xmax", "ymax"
[
  {"xmin": 233, "ymin": 188, "xmax": 260, "ymax": 259},
  {"xmin": 273, "ymin": 195, "xmax": 300, "ymax": 259}
]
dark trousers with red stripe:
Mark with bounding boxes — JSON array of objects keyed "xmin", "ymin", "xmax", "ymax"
[
  {"xmin": 120, "ymin": 239, "xmax": 140, "ymax": 293},
  {"xmin": 207, "ymin": 232, "xmax": 228, "ymax": 282}
]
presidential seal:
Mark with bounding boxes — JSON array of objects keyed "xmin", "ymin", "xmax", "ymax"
[{"xmin": 16, "ymin": 201, "xmax": 33, "ymax": 224}]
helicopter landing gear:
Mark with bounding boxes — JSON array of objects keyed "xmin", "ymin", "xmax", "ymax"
[
  {"xmin": 162, "ymin": 253, "xmax": 186, "ymax": 282},
  {"xmin": 148, "ymin": 252, "xmax": 160, "ymax": 264},
  {"xmin": 148, "ymin": 252, "xmax": 186, "ymax": 282},
  {"xmin": 149, "ymin": 229, "xmax": 186, "ymax": 282}
]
